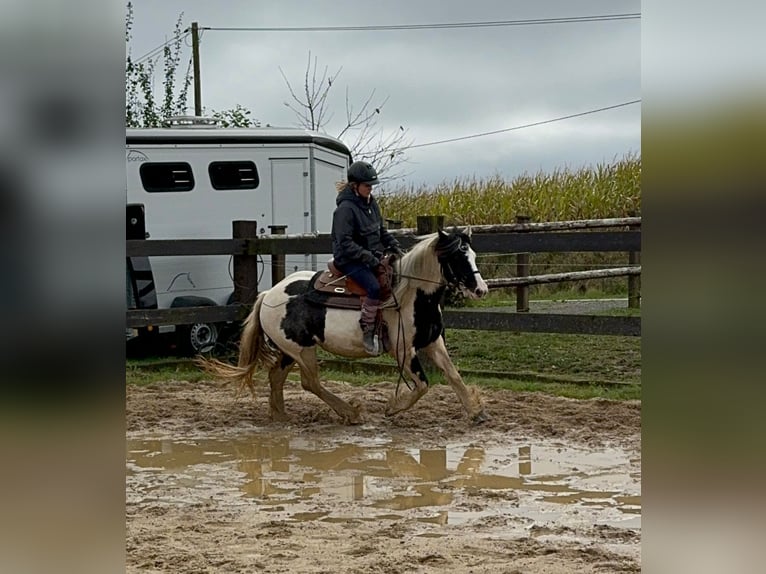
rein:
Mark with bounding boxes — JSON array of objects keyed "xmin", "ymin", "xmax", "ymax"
[
  {"xmin": 395, "ymin": 252, "xmax": 478, "ymax": 292},
  {"xmin": 395, "ymin": 272, "xmax": 444, "ymax": 286}
]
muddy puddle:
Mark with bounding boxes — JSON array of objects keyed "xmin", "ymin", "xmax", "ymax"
[
  {"xmin": 127, "ymin": 430, "xmax": 640, "ymax": 536},
  {"xmin": 127, "ymin": 382, "xmax": 642, "ymax": 572}
]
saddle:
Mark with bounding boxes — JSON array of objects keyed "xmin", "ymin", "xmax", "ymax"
[{"xmin": 308, "ymin": 254, "xmax": 394, "ymax": 310}]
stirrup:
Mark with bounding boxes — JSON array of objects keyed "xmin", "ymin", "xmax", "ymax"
[
  {"xmin": 364, "ymin": 336, "xmax": 380, "ymax": 356},
  {"xmin": 362, "ymin": 324, "xmax": 380, "ymax": 356}
]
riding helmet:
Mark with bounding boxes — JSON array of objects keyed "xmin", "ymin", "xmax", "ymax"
[{"xmin": 347, "ymin": 161, "xmax": 379, "ymax": 185}]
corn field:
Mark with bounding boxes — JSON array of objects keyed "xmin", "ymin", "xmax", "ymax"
[{"xmin": 377, "ymin": 153, "xmax": 640, "ymax": 227}]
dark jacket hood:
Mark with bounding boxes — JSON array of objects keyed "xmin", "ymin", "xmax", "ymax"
[{"xmin": 336, "ymin": 185, "xmax": 368, "ymax": 207}]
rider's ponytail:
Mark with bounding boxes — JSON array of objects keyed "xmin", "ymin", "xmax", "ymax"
[{"xmin": 335, "ymin": 180, "xmax": 349, "ymax": 192}]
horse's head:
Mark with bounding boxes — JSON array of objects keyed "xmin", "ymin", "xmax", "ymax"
[{"xmin": 435, "ymin": 228, "xmax": 489, "ymax": 299}]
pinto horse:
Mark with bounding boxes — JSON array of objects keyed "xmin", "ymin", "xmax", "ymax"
[{"xmin": 202, "ymin": 229, "xmax": 490, "ymax": 424}]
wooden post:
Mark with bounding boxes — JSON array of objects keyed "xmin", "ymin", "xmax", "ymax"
[
  {"xmin": 191, "ymin": 22, "xmax": 202, "ymax": 116},
  {"xmin": 232, "ymin": 220, "xmax": 259, "ymax": 306},
  {"xmin": 268, "ymin": 224, "xmax": 288, "ymax": 286},
  {"xmin": 416, "ymin": 215, "xmax": 445, "ymax": 235},
  {"xmin": 627, "ymin": 211, "xmax": 641, "ymax": 308},
  {"xmin": 385, "ymin": 218, "xmax": 403, "ymax": 230},
  {"xmin": 419, "ymin": 449, "xmax": 448, "ymax": 480},
  {"xmin": 515, "ymin": 215, "xmax": 531, "ymax": 312}
]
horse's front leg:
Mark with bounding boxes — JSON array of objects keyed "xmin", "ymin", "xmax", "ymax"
[
  {"xmin": 384, "ymin": 344, "xmax": 429, "ymax": 417},
  {"xmin": 421, "ymin": 336, "xmax": 489, "ymax": 424}
]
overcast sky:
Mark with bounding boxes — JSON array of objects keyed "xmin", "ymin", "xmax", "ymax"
[{"xmin": 127, "ymin": 0, "xmax": 641, "ymax": 189}]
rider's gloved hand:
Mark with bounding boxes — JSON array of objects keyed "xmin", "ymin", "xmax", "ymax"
[
  {"xmin": 390, "ymin": 245, "xmax": 405, "ymax": 258},
  {"xmin": 365, "ymin": 251, "xmax": 381, "ymax": 268}
]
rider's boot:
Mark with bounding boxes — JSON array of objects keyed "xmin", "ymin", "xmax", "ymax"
[{"xmin": 360, "ymin": 297, "xmax": 381, "ymax": 356}]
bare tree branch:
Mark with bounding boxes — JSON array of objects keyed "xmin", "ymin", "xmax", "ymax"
[
  {"xmin": 280, "ymin": 52, "xmax": 412, "ymax": 179},
  {"xmin": 280, "ymin": 51, "xmax": 342, "ymax": 131}
]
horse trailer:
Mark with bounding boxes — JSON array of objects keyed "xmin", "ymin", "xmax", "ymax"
[{"xmin": 126, "ymin": 117, "xmax": 352, "ymax": 352}]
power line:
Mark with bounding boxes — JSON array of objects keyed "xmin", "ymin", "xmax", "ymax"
[
  {"xmin": 400, "ymin": 100, "xmax": 641, "ymax": 150},
  {"xmin": 129, "ymin": 13, "xmax": 638, "ymax": 66},
  {"xmin": 204, "ymin": 13, "xmax": 640, "ymax": 33},
  {"xmin": 131, "ymin": 30, "xmax": 191, "ymax": 65}
]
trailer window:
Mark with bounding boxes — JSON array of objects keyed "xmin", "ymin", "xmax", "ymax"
[
  {"xmin": 139, "ymin": 163, "xmax": 194, "ymax": 192},
  {"xmin": 209, "ymin": 161, "xmax": 260, "ymax": 190}
]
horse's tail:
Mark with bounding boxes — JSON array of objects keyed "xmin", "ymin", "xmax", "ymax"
[{"xmin": 197, "ymin": 291, "xmax": 277, "ymax": 396}]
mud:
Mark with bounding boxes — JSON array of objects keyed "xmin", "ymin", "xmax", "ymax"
[{"xmin": 127, "ymin": 378, "xmax": 641, "ymax": 573}]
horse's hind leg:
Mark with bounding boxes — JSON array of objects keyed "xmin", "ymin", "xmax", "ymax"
[
  {"xmin": 296, "ymin": 348, "xmax": 363, "ymax": 425},
  {"xmin": 268, "ymin": 354, "xmax": 294, "ymax": 422},
  {"xmin": 421, "ymin": 337, "xmax": 489, "ymax": 424}
]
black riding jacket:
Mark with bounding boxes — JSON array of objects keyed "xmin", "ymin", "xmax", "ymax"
[{"xmin": 331, "ymin": 185, "xmax": 400, "ymax": 268}]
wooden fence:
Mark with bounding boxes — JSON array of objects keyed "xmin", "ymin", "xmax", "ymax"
[{"xmin": 126, "ymin": 216, "xmax": 640, "ymax": 337}]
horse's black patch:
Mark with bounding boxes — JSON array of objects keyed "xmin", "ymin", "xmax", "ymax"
[
  {"xmin": 284, "ymin": 279, "xmax": 310, "ymax": 296},
  {"xmin": 410, "ymin": 355, "xmax": 429, "ymax": 386},
  {"xmin": 281, "ymin": 279, "xmax": 327, "ymax": 347},
  {"xmin": 280, "ymin": 354, "xmax": 294, "ymax": 370},
  {"xmin": 413, "ymin": 287, "xmax": 445, "ymax": 349}
]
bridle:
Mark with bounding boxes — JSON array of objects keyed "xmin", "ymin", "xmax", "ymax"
[
  {"xmin": 394, "ymin": 236, "xmax": 479, "ymax": 291},
  {"xmin": 435, "ymin": 236, "xmax": 480, "ymax": 291}
]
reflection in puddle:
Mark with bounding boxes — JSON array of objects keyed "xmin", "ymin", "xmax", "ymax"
[{"xmin": 127, "ymin": 432, "xmax": 640, "ymax": 529}]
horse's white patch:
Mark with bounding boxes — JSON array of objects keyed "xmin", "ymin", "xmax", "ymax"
[
  {"xmin": 466, "ymin": 247, "xmax": 489, "ymax": 297},
  {"xmin": 320, "ymin": 308, "xmax": 369, "ymax": 358}
]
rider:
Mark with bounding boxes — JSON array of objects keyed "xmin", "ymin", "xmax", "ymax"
[{"xmin": 331, "ymin": 161, "xmax": 404, "ymax": 355}]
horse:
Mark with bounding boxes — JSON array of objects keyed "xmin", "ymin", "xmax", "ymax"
[{"xmin": 202, "ymin": 228, "xmax": 490, "ymax": 425}]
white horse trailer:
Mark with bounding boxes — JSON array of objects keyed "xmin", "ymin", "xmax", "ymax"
[{"xmin": 126, "ymin": 119, "xmax": 352, "ymax": 352}]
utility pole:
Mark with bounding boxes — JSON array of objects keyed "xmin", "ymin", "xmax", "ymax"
[{"xmin": 191, "ymin": 22, "xmax": 202, "ymax": 116}]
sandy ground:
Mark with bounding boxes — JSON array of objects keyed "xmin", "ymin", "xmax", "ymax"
[{"xmin": 127, "ymin": 378, "xmax": 641, "ymax": 573}]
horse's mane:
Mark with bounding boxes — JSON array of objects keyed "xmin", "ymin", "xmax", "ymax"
[{"xmin": 392, "ymin": 233, "xmax": 442, "ymax": 299}]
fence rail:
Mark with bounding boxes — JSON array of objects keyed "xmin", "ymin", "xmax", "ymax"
[
  {"xmin": 126, "ymin": 230, "xmax": 640, "ymax": 257},
  {"xmin": 387, "ymin": 216, "xmax": 642, "ymax": 235},
  {"xmin": 126, "ymin": 305, "xmax": 249, "ymax": 329},
  {"xmin": 485, "ymin": 266, "xmax": 641, "ymax": 288},
  {"xmin": 442, "ymin": 310, "xmax": 639, "ymax": 336}
]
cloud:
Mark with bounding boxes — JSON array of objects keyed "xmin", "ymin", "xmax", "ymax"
[{"xmin": 127, "ymin": 0, "xmax": 641, "ymax": 185}]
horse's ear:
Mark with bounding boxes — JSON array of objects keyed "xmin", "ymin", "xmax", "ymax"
[{"xmin": 438, "ymin": 228, "xmax": 448, "ymax": 238}]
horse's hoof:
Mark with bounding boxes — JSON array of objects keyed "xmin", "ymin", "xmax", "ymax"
[
  {"xmin": 384, "ymin": 403, "xmax": 404, "ymax": 417},
  {"xmin": 384, "ymin": 397, "xmax": 401, "ymax": 417},
  {"xmin": 472, "ymin": 409, "xmax": 490, "ymax": 425},
  {"xmin": 343, "ymin": 408, "xmax": 365, "ymax": 425}
]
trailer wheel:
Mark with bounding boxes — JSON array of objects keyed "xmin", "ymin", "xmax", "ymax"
[{"xmin": 178, "ymin": 322, "xmax": 219, "ymax": 355}]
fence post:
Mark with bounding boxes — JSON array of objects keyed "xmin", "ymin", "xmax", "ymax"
[
  {"xmin": 232, "ymin": 220, "xmax": 259, "ymax": 306},
  {"xmin": 268, "ymin": 224, "xmax": 288, "ymax": 286},
  {"xmin": 627, "ymin": 211, "xmax": 641, "ymax": 308},
  {"xmin": 416, "ymin": 215, "xmax": 445, "ymax": 235},
  {"xmin": 516, "ymin": 215, "xmax": 531, "ymax": 312},
  {"xmin": 385, "ymin": 218, "xmax": 403, "ymax": 230}
]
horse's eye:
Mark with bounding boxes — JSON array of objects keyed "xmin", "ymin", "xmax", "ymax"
[{"xmin": 459, "ymin": 243, "xmax": 468, "ymax": 252}]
